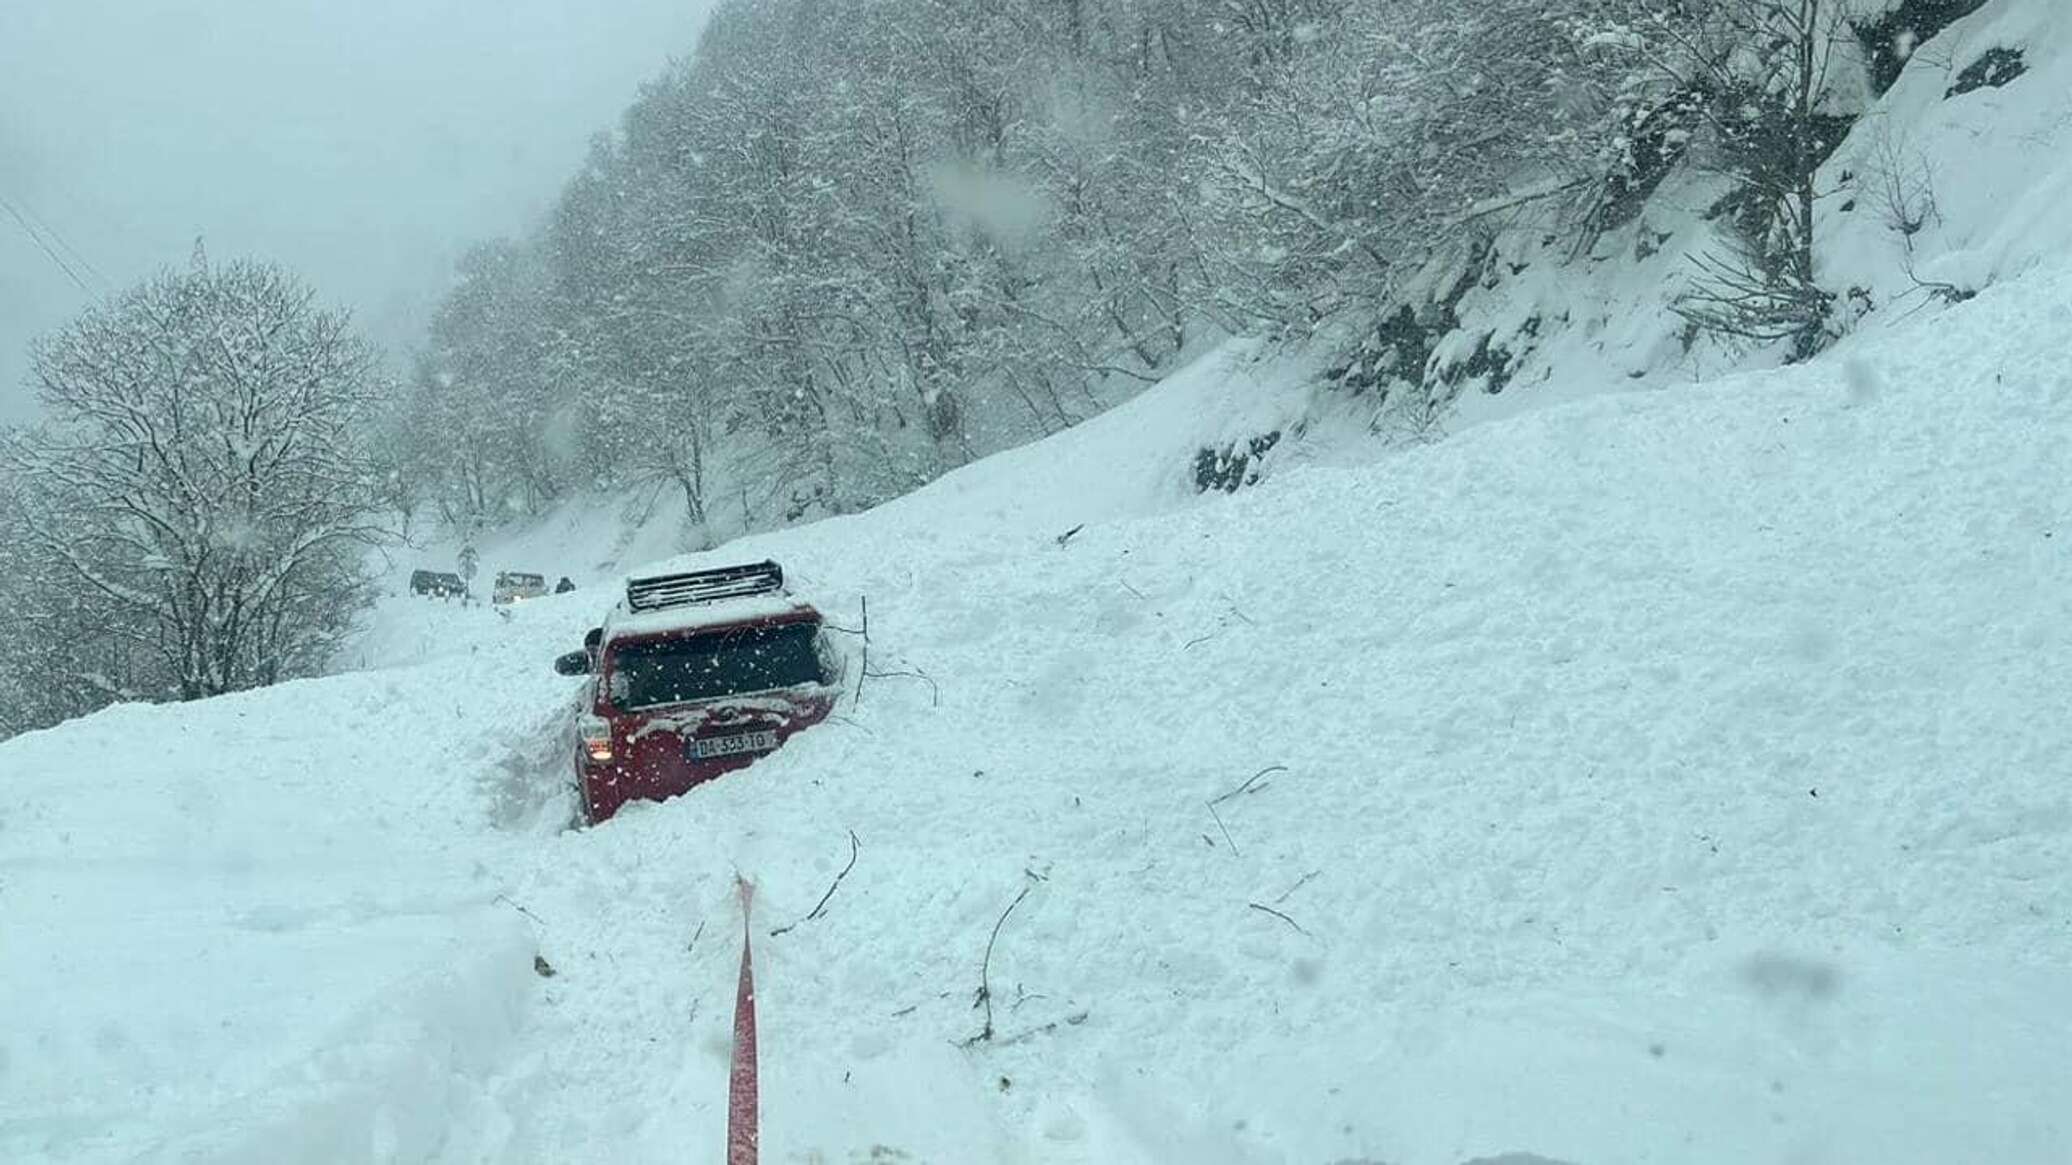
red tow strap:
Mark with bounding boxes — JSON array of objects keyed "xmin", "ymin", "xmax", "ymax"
[{"xmin": 727, "ymin": 876, "xmax": 760, "ymax": 1165}]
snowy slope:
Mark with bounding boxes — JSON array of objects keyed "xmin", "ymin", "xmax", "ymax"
[
  {"xmin": 394, "ymin": 0, "xmax": 2072, "ymax": 626},
  {"xmin": 1820, "ymin": 0, "xmax": 2072, "ymax": 298},
  {"xmin": 353, "ymin": 335, "xmax": 1329, "ymax": 674},
  {"xmin": 7, "ymin": 222, "xmax": 2071, "ymax": 1165},
  {"xmin": 1426, "ymin": 0, "xmax": 2072, "ymax": 435}
]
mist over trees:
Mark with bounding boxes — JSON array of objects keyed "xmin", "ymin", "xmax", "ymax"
[
  {"xmin": 395, "ymin": 0, "xmax": 1919, "ymax": 539},
  {"xmin": 395, "ymin": 0, "xmax": 1657, "ymax": 536}
]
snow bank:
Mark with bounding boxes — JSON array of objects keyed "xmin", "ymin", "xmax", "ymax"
[
  {"xmin": 0, "ymin": 668, "xmax": 557, "ymax": 1161},
  {"xmin": 9, "ymin": 253, "xmax": 2071, "ymax": 1162}
]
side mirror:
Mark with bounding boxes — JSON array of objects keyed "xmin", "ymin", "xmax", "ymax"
[{"xmin": 553, "ymin": 650, "xmax": 592, "ymax": 676}]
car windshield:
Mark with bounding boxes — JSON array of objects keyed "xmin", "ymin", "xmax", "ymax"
[{"xmin": 607, "ymin": 622, "xmax": 825, "ymax": 710}]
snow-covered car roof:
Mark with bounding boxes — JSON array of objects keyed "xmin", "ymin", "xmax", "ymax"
[
  {"xmin": 599, "ymin": 561, "xmax": 817, "ymax": 642},
  {"xmin": 602, "ymin": 591, "xmax": 817, "ymax": 642}
]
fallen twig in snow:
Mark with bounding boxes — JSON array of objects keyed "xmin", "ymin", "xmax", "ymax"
[
  {"xmin": 1186, "ymin": 599, "xmax": 1256, "ymax": 649},
  {"xmin": 994, "ymin": 1009, "xmax": 1090, "ymax": 1048},
  {"xmin": 853, "ymin": 592, "xmax": 870, "ymax": 704},
  {"xmin": 1212, "ymin": 764, "xmax": 1288, "ymax": 806},
  {"xmin": 1207, "ymin": 801, "xmax": 1240, "ymax": 857},
  {"xmin": 849, "ymin": 593, "xmax": 940, "ymax": 708},
  {"xmin": 495, "ymin": 894, "xmax": 548, "ymax": 927},
  {"xmin": 1272, "ymin": 870, "xmax": 1323, "ymax": 905},
  {"xmin": 1055, "ymin": 523, "xmax": 1085, "ymax": 546},
  {"xmin": 770, "ymin": 830, "xmax": 862, "ymax": 936},
  {"xmin": 1204, "ymin": 765, "xmax": 1287, "ymax": 857},
  {"xmin": 962, "ymin": 880, "xmax": 1037, "ymax": 1046},
  {"xmin": 1248, "ymin": 902, "xmax": 1309, "ymax": 936},
  {"xmin": 861, "ymin": 664, "xmax": 940, "ymax": 707},
  {"xmin": 687, "ymin": 919, "xmax": 706, "ymax": 954},
  {"xmin": 854, "ymin": 596, "xmax": 870, "ymax": 706}
]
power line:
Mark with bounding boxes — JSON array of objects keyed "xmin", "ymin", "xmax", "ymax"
[
  {"xmin": 1, "ymin": 193, "xmax": 98, "ymax": 294},
  {"xmin": 10, "ymin": 193, "xmax": 108, "ymax": 287},
  {"xmin": 2, "ymin": 194, "xmax": 90, "ymax": 292}
]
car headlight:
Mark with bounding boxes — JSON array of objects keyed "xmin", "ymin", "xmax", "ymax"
[{"xmin": 579, "ymin": 715, "xmax": 613, "ymax": 762}]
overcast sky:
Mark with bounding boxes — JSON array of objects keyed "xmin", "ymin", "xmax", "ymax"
[{"xmin": 0, "ymin": 0, "xmax": 716, "ymax": 422}]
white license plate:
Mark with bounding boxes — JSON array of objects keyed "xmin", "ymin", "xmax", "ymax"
[{"xmin": 690, "ymin": 730, "xmax": 778, "ymax": 759}]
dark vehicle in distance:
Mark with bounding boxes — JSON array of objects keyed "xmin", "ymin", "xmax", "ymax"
[{"xmin": 409, "ymin": 570, "xmax": 467, "ymax": 599}]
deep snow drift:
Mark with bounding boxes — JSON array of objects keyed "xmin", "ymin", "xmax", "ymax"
[
  {"xmin": 6, "ymin": 241, "xmax": 2070, "ymax": 1162},
  {"xmin": 7, "ymin": 4, "xmax": 2072, "ymax": 1156}
]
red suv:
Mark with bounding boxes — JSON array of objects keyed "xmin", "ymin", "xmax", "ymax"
[{"xmin": 552, "ymin": 561, "xmax": 839, "ymax": 823}]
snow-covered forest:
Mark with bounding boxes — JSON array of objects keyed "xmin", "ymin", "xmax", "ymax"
[
  {"xmin": 4, "ymin": 0, "xmax": 2008, "ymax": 737},
  {"xmin": 386, "ymin": 0, "xmax": 1955, "ymax": 526}
]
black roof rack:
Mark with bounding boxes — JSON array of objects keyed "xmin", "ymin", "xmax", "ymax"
[{"xmin": 624, "ymin": 560, "xmax": 786, "ymax": 613}]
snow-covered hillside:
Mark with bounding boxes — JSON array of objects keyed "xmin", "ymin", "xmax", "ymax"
[
  {"xmin": 7, "ymin": 217, "xmax": 2071, "ymax": 1162},
  {"xmin": 1348, "ymin": 0, "xmax": 2072, "ymax": 436},
  {"xmin": 354, "ymin": 334, "xmax": 1329, "ymax": 653},
  {"xmin": 400, "ymin": 0, "xmax": 2072, "ymax": 579}
]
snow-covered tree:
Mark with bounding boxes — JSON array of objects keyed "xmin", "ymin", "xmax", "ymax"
[
  {"xmin": 1185, "ymin": 0, "xmax": 1650, "ymax": 326},
  {"xmin": 1631, "ymin": 0, "xmax": 1869, "ymax": 358},
  {"xmin": 2, "ymin": 250, "xmax": 392, "ymax": 704},
  {"xmin": 0, "ymin": 467, "xmax": 149, "ymax": 736},
  {"xmin": 399, "ymin": 240, "xmax": 578, "ymax": 526}
]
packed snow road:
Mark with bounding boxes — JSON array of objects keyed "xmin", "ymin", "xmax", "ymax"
[{"xmin": 6, "ymin": 268, "xmax": 2072, "ymax": 1162}]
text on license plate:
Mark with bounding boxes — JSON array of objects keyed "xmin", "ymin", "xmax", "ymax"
[{"xmin": 690, "ymin": 730, "xmax": 779, "ymax": 759}]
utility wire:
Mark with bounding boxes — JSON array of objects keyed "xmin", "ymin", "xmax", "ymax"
[
  {"xmin": 12, "ymin": 193, "xmax": 108, "ymax": 286},
  {"xmin": 1, "ymin": 193, "xmax": 99, "ymax": 293}
]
